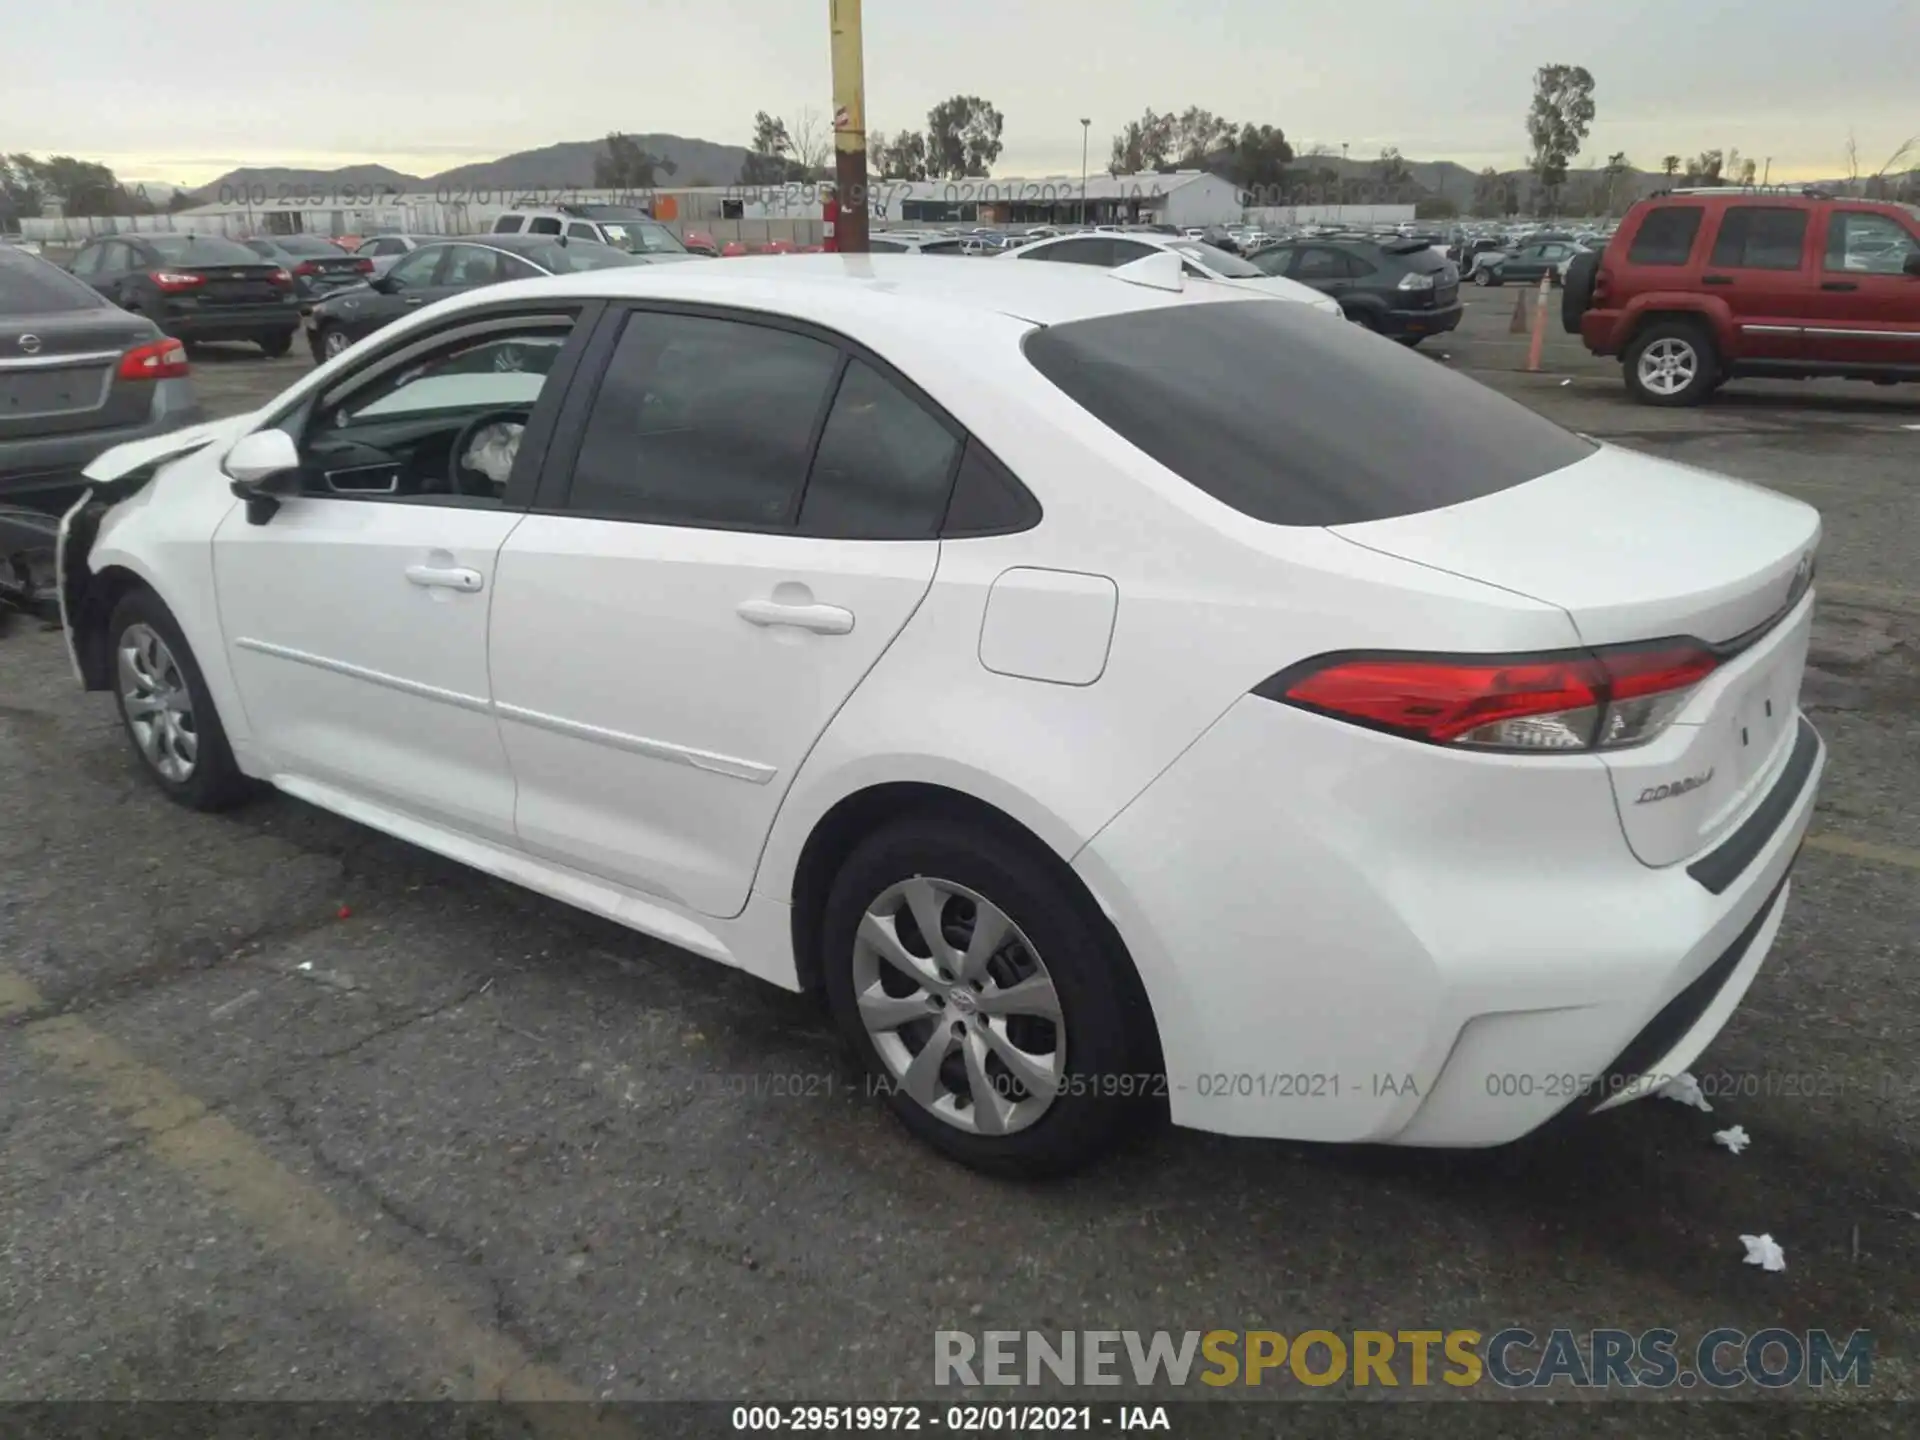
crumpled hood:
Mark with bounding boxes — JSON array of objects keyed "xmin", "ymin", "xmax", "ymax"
[{"xmin": 80, "ymin": 412, "xmax": 255, "ymax": 490}]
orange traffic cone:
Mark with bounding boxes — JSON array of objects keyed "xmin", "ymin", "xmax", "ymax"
[{"xmin": 1509, "ymin": 288, "xmax": 1530, "ymax": 334}]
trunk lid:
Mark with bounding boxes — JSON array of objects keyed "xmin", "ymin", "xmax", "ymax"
[
  {"xmin": 0, "ymin": 308, "xmax": 159, "ymax": 441},
  {"xmin": 1332, "ymin": 444, "xmax": 1822, "ymax": 868},
  {"xmin": 180, "ymin": 263, "xmax": 289, "ymax": 306}
]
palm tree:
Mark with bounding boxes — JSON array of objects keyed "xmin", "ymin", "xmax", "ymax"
[{"xmin": 1661, "ymin": 155, "xmax": 1681, "ymax": 177}]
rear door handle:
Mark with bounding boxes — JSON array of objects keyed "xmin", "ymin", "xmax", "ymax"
[
  {"xmin": 1821, "ymin": 281, "xmax": 1859, "ymax": 291},
  {"xmin": 405, "ymin": 564, "xmax": 483, "ymax": 592},
  {"xmin": 1702, "ymin": 275, "xmax": 1734, "ymax": 285},
  {"xmin": 736, "ymin": 599, "xmax": 854, "ymax": 635},
  {"xmin": 403, "ymin": 297, "xmax": 425, "ymax": 306}
]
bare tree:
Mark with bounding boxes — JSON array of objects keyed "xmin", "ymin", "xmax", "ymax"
[
  {"xmin": 1844, "ymin": 130, "xmax": 1860, "ymax": 193},
  {"xmin": 787, "ymin": 108, "xmax": 833, "ymax": 178},
  {"xmin": 1876, "ymin": 134, "xmax": 1920, "ymax": 177}
]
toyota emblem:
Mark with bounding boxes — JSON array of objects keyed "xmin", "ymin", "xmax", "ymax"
[{"xmin": 17, "ymin": 333, "xmax": 40, "ymax": 355}]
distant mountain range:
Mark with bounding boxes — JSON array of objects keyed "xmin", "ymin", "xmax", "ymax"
[{"xmin": 201, "ymin": 134, "xmax": 754, "ymax": 199}]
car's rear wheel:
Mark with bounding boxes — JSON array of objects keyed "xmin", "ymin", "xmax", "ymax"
[
  {"xmin": 1343, "ymin": 305, "xmax": 1378, "ymax": 331},
  {"xmin": 258, "ymin": 331, "xmax": 293, "ymax": 358},
  {"xmin": 822, "ymin": 815, "xmax": 1152, "ymax": 1177},
  {"xmin": 108, "ymin": 587, "xmax": 253, "ymax": 811},
  {"xmin": 1624, "ymin": 320, "xmax": 1719, "ymax": 407}
]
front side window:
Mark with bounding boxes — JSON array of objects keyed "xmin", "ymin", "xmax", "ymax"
[
  {"xmin": 298, "ymin": 320, "xmax": 576, "ymax": 505},
  {"xmin": 68, "ymin": 244, "xmax": 103, "ymax": 276},
  {"xmin": 1292, "ymin": 248, "xmax": 1345, "ymax": 281},
  {"xmin": 797, "ymin": 360, "xmax": 962, "ymax": 539},
  {"xmin": 565, "ymin": 312, "xmax": 841, "ymax": 528},
  {"xmin": 1709, "ymin": 207, "xmax": 1808, "ymax": 270},
  {"xmin": 386, "ymin": 248, "xmax": 444, "ymax": 289},
  {"xmin": 439, "ymin": 246, "xmax": 504, "ymax": 287},
  {"xmin": 1825, "ymin": 211, "xmax": 1919, "ymax": 274},
  {"xmin": 567, "ymin": 223, "xmax": 599, "ymax": 242}
]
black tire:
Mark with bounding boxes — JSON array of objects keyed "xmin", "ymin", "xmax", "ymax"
[
  {"xmin": 1561, "ymin": 251, "xmax": 1599, "ymax": 333},
  {"xmin": 821, "ymin": 814, "xmax": 1154, "ymax": 1178},
  {"xmin": 107, "ymin": 587, "xmax": 254, "ymax": 811},
  {"xmin": 258, "ymin": 330, "xmax": 294, "ymax": 358},
  {"xmin": 1474, "ymin": 266, "xmax": 1500, "ymax": 287},
  {"xmin": 1622, "ymin": 319, "xmax": 1720, "ymax": 408},
  {"xmin": 1398, "ymin": 334, "xmax": 1424, "ymax": 347},
  {"xmin": 315, "ymin": 325, "xmax": 352, "ymax": 363},
  {"xmin": 1342, "ymin": 305, "xmax": 1379, "ymax": 332}
]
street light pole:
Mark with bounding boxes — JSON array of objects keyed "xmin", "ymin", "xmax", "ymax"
[
  {"xmin": 1080, "ymin": 118, "xmax": 1091, "ymax": 227},
  {"xmin": 828, "ymin": 0, "xmax": 869, "ymax": 252}
]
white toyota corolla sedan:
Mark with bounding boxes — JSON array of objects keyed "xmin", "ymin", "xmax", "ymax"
[{"xmin": 58, "ymin": 254, "xmax": 1823, "ymax": 1176}]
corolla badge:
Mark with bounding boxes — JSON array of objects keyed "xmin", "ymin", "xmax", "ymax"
[{"xmin": 1638, "ymin": 768, "xmax": 1715, "ymax": 804}]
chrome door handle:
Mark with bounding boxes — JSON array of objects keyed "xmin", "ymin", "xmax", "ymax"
[
  {"xmin": 405, "ymin": 564, "xmax": 483, "ymax": 592},
  {"xmin": 736, "ymin": 598, "xmax": 854, "ymax": 634}
]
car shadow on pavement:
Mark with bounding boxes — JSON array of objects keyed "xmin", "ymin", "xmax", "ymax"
[{"xmin": 1707, "ymin": 387, "xmax": 1920, "ymax": 416}]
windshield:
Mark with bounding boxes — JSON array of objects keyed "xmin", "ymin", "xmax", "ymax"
[
  {"xmin": 146, "ymin": 234, "xmax": 262, "ymax": 265},
  {"xmin": 525, "ymin": 239, "xmax": 644, "ymax": 273},
  {"xmin": 596, "ymin": 220, "xmax": 688, "ymax": 255},
  {"xmin": 1023, "ymin": 300, "xmax": 1594, "ymax": 526},
  {"xmin": 1169, "ymin": 241, "xmax": 1264, "ymax": 278}
]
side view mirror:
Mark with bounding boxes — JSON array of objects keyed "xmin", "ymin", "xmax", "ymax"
[
  {"xmin": 369, "ymin": 272, "xmax": 397, "ymax": 293},
  {"xmin": 1905, "ymin": 251, "xmax": 1920, "ymax": 278},
  {"xmin": 222, "ymin": 429, "xmax": 302, "ymax": 525}
]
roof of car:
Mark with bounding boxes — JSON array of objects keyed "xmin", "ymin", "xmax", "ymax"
[
  {"xmin": 417, "ymin": 232, "xmax": 593, "ymax": 256},
  {"xmin": 422, "ymin": 252, "xmax": 1265, "ymax": 332}
]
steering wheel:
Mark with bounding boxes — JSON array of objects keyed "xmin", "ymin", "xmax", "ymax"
[{"xmin": 447, "ymin": 408, "xmax": 534, "ymax": 497}]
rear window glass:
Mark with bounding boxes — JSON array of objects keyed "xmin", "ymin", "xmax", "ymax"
[
  {"xmin": 1709, "ymin": 207, "xmax": 1808, "ymax": 270},
  {"xmin": 1627, "ymin": 207, "xmax": 1704, "ymax": 265},
  {"xmin": 1023, "ymin": 300, "xmax": 1595, "ymax": 527},
  {"xmin": 145, "ymin": 235, "xmax": 262, "ymax": 265},
  {"xmin": 275, "ymin": 234, "xmax": 344, "ymax": 255},
  {"xmin": 0, "ymin": 250, "xmax": 105, "ymax": 313}
]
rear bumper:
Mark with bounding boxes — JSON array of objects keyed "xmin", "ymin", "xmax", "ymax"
[
  {"xmin": 1381, "ymin": 300, "xmax": 1463, "ymax": 338},
  {"xmin": 0, "ymin": 380, "xmax": 205, "ymax": 512},
  {"xmin": 157, "ymin": 301, "xmax": 302, "ymax": 339},
  {"xmin": 1581, "ymin": 308, "xmax": 1629, "ymax": 355},
  {"xmin": 1073, "ymin": 695, "xmax": 1824, "ymax": 1146}
]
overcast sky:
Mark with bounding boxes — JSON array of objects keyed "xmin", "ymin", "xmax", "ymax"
[{"xmin": 6, "ymin": 0, "xmax": 1916, "ymax": 187}]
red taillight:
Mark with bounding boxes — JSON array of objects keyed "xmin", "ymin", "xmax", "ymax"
[
  {"xmin": 149, "ymin": 269, "xmax": 204, "ymax": 293},
  {"xmin": 293, "ymin": 260, "xmax": 319, "ymax": 276},
  {"xmin": 118, "ymin": 337, "xmax": 189, "ymax": 381},
  {"xmin": 354, "ymin": 257, "xmax": 374, "ymax": 273},
  {"xmin": 1263, "ymin": 643, "xmax": 1719, "ymax": 752},
  {"xmin": 270, "ymin": 267, "xmax": 292, "ymax": 287}
]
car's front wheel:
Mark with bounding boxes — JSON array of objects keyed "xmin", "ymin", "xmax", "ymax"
[
  {"xmin": 108, "ymin": 587, "xmax": 253, "ymax": 810},
  {"xmin": 822, "ymin": 815, "xmax": 1153, "ymax": 1177},
  {"xmin": 318, "ymin": 325, "xmax": 353, "ymax": 362},
  {"xmin": 1623, "ymin": 320, "xmax": 1719, "ymax": 407},
  {"xmin": 1474, "ymin": 266, "xmax": 1499, "ymax": 287}
]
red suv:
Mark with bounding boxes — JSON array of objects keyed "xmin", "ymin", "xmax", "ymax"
[{"xmin": 1564, "ymin": 189, "xmax": 1920, "ymax": 405}]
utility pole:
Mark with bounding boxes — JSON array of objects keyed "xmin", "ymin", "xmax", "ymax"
[
  {"xmin": 1762, "ymin": 156, "xmax": 1772, "ymax": 187},
  {"xmin": 1080, "ymin": 118, "xmax": 1091, "ymax": 226},
  {"xmin": 828, "ymin": 0, "xmax": 869, "ymax": 252}
]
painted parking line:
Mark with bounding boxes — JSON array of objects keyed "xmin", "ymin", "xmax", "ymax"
[
  {"xmin": 1802, "ymin": 833, "xmax": 1920, "ymax": 873},
  {"xmin": 5, "ymin": 967, "xmax": 628, "ymax": 1428}
]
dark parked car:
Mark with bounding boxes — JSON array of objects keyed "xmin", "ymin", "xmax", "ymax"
[
  {"xmin": 1471, "ymin": 238, "xmax": 1585, "ymax": 287},
  {"xmin": 305, "ymin": 233, "xmax": 647, "ymax": 362},
  {"xmin": 1, "ymin": 242, "xmax": 203, "ymax": 513},
  {"xmin": 67, "ymin": 233, "xmax": 301, "ymax": 355},
  {"xmin": 1249, "ymin": 236, "xmax": 1463, "ymax": 345},
  {"xmin": 240, "ymin": 234, "xmax": 371, "ymax": 310}
]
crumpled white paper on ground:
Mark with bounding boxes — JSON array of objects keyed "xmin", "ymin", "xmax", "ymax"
[
  {"xmin": 1740, "ymin": 1233, "xmax": 1787, "ymax": 1272},
  {"xmin": 1657, "ymin": 1072, "xmax": 1714, "ymax": 1112},
  {"xmin": 1714, "ymin": 1124, "xmax": 1751, "ymax": 1155}
]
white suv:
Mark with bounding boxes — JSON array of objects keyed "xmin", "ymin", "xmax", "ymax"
[{"xmin": 491, "ymin": 206, "xmax": 694, "ymax": 260}]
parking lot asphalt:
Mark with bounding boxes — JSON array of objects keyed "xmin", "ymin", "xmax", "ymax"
[{"xmin": 3, "ymin": 289, "xmax": 1919, "ymax": 1427}]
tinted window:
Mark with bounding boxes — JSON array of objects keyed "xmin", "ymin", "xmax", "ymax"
[
  {"xmin": 144, "ymin": 235, "xmax": 263, "ymax": 265},
  {"xmin": 1709, "ymin": 207, "xmax": 1807, "ymax": 270},
  {"xmin": 797, "ymin": 360, "xmax": 961, "ymax": 538},
  {"xmin": 1292, "ymin": 248, "xmax": 1346, "ymax": 280},
  {"xmin": 1023, "ymin": 300, "xmax": 1595, "ymax": 527},
  {"xmin": 566, "ymin": 312, "xmax": 841, "ymax": 527},
  {"xmin": 277, "ymin": 234, "xmax": 344, "ymax": 256},
  {"xmin": 1109, "ymin": 239, "xmax": 1157, "ymax": 264},
  {"xmin": 493, "ymin": 217, "xmax": 525, "ymax": 233},
  {"xmin": 1247, "ymin": 247, "xmax": 1292, "ymax": 276},
  {"xmin": 1825, "ymin": 211, "xmax": 1919, "ymax": 273},
  {"xmin": 0, "ymin": 249, "xmax": 106, "ymax": 313},
  {"xmin": 1168, "ymin": 241, "xmax": 1263, "ymax": 277},
  {"xmin": 68, "ymin": 245, "xmax": 103, "ymax": 276},
  {"xmin": 521, "ymin": 239, "xmax": 640, "ymax": 274},
  {"xmin": 1627, "ymin": 206, "xmax": 1704, "ymax": 265},
  {"xmin": 527, "ymin": 217, "xmax": 563, "ymax": 236},
  {"xmin": 1023, "ymin": 237, "xmax": 1112, "ymax": 266}
]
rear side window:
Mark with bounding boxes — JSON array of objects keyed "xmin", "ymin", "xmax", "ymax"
[
  {"xmin": 527, "ymin": 217, "xmax": 563, "ymax": 236},
  {"xmin": 1627, "ymin": 207, "xmax": 1704, "ymax": 265},
  {"xmin": 1709, "ymin": 207, "xmax": 1808, "ymax": 270},
  {"xmin": 798, "ymin": 360, "xmax": 962, "ymax": 539},
  {"xmin": 493, "ymin": 217, "xmax": 525, "ymax": 234},
  {"xmin": 1023, "ymin": 300, "xmax": 1595, "ymax": 527},
  {"xmin": 565, "ymin": 311, "xmax": 841, "ymax": 528},
  {"xmin": 0, "ymin": 250, "xmax": 106, "ymax": 313}
]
